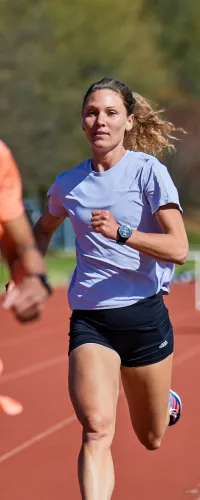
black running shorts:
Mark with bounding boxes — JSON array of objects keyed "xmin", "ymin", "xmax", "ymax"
[{"xmin": 68, "ymin": 291, "xmax": 174, "ymax": 367}]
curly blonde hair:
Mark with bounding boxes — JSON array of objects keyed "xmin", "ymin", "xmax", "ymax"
[
  {"xmin": 83, "ymin": 78, "xmax": 185, "ymax": 157},
  {"xmin": 124, "ymin": 92, "xmax": 185, "ymax": 156}
]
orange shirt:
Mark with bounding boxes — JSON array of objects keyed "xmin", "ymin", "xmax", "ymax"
[{"xmin": 0, "ymin": 141, "xmax": 24, "ymax": 239}]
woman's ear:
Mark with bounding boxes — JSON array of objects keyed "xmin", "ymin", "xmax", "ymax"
[{"xmin": 125, "ymin": 114, "xmax": 134, "ymax": 132}]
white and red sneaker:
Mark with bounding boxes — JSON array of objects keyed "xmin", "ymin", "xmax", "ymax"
[{"xmin": 168, "ymin": 389, "xmax": 182, "ymax": 426}]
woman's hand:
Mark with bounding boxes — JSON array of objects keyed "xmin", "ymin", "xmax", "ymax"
[{"xmin": 91, "ymin": 210, "xmax": 119, "ymax": 240}]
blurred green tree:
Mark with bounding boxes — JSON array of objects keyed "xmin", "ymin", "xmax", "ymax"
[
  {"xmin": 145, "ymin": 0, "xmax": 200, "ymax": 212},
  {"xmin": 0, "ymin": 0, "xmax": 171, "ymax": 198},
  {"xmin": 0, "ymin": 0, "xmax": 199, "ymax": 212},
  {"xmin": 144, "ymin": 0, "xmax": 200, "ymax": 98}
]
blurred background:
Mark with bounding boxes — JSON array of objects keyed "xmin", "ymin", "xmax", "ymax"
[{"xmin": 0, "ymin": 0, "xmax": 200, "ymax": 287}]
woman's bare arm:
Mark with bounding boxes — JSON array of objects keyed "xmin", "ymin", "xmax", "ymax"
[
  {"xmin": 126, "ymin": 204, "xmax": 189, "ymax": 264},
  {"xmin": 33, "ymin": 208, "xmax": 66, "ymax": 256}
]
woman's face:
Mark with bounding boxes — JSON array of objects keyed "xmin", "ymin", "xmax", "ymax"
[{"xmin": 82, "ymin": 89, "xmax": 134, "ymax": 153}]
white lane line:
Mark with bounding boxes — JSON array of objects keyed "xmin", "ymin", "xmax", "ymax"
[
  {"xmin": 0, "ymin": 414, "xmax": 77, "ymax": 464},
  {"xmin": 0, "ymin": 394, "xmax": 124, "ymax": 465},
  {"xmin": 0, "ymin": 327, "xmax": 65, "ymax": 348},
  {"xmin": 0, "ymin": 354, "xmax": 68, "ymax": 384}
]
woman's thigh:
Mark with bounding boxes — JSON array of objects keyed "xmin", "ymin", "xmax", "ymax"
[
  {"xmin": 121, "ymin": 353, "xmax": 173, "ymax": 448},
  {"xmin": 69, "ymin": 344, "xmax": 121, "ymax": 435}
]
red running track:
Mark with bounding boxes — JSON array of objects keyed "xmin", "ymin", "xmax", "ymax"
[{"xmin": 1, "ymin": 283, "xmax": 200, "ymax": 500}]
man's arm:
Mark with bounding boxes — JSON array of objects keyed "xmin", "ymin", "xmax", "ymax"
[
  {"xmin": 1, "ymin": 212, "xmax": 46, "ymax": 283},
  {"xmin": 0, "ymin": 141, "xmax": 52, "ymax": 321}
]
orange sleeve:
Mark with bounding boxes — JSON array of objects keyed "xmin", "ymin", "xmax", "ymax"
[{"xmin": 0, "ymin": 141, "xmax": 24, "ymax": 224}]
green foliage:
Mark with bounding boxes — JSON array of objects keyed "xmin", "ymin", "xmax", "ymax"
[
  {"xmin": 144, "ymin": 0, "xmax": 200, "ymax": 99},
  {"xmin": 186, "ymin": 231, "xmax": 200, "ymax": 247},
  {"xmin": 0, "ymin": 0, "xmax": 199, "ymax": 212},
  {"xmin": 0, "ymin": 0, "xmax": 171, "ymax": 197}
]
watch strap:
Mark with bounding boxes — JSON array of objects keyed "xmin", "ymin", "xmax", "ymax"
[
  {"xmin": 116, "ymin": 234, "xmax": 126, "ymax": 245},
  {"xmin": 32, "ymin": 273, "xmax": 53, "ymax": 295}
]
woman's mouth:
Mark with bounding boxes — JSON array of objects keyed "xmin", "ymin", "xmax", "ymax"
[{"xmin": 94, "ymin": 131, "xmax": 109, "ymax": 137}]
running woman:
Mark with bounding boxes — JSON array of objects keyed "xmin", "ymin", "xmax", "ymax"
[{"xmin": 34, "ymin": 78, "xmax": 188, "ymax": 500}]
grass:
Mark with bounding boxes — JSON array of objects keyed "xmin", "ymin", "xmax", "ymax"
[
  {"xmin": 174, "ymin": 259, "xmax": 195, "ymax": 278},
  {"xmin": 45, "ymin": 252, "xmax": 76, "ymax": 284}
]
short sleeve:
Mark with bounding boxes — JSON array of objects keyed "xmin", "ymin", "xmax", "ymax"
[
  {"xmin": 47, "ymin": 174, "xmax": 68, "ymax": 217},
  {"xmin": 0, "ymin": 141, "xmax": 24, "ymax": 223},
  {"xmin": 144, "ymin": 159, "xmax": 182, "ymax": 214}
]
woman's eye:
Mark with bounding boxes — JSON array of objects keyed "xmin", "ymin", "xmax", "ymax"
[{"xmin": 108, "ymin": 111, "xmax": 117, "ymax": 115}]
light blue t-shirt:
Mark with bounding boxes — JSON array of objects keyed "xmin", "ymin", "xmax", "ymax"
[{"xmin": 48, "ymin": 150, "xmax": 182, "ymax": 310}]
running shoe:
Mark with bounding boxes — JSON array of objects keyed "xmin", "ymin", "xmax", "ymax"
[{"xmin": 168, "ymin": 389, "xmax": 182, "ymax": 426}]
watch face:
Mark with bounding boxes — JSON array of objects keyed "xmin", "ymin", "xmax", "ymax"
[{"xmin": 118, "ymin": 224, "xmax": 132, "ymax": 239}]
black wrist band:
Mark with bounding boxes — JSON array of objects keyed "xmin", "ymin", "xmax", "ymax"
[{"xmin": 32, "ymin": 273, "xmax": 53, "ymax": 295}]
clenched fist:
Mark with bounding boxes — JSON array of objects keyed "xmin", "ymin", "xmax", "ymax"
[{"xmin": 91, "ymin": 210, "xmax": 119, "ymax": 240}]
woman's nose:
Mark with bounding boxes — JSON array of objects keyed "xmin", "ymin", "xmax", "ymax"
[{"xmin": 96, "ymin": 113, "xmax": 106, "ymax": 126}]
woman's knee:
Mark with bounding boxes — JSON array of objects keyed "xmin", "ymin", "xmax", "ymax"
[
  {"xmin": 82, "ymin": 412, "xmax": 115, "ymax": 445},
  {"xmin": 137, "ymin": 431, "xmax": 163, "ymax": 451}
]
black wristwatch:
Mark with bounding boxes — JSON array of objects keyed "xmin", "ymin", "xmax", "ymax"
[
  {"xmin": 33, "ymin": 273, "xmax": 53, "ymax": 295},
  {"xmin": 116, "ymin": 224, "xmax": 132, "ymax": 245}
]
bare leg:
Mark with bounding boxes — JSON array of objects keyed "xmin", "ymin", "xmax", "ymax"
[
  {"xmin": 121, "ymin": 354, "xmax": 173, "ymax": 450},
  {"xmin": 69, "ymin": 344, "xmax": 121, "ymax": 500}
]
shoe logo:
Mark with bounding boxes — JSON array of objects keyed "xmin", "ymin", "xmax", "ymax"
[{"xmin": 159, "ymin": 340, "xmax": 168, "ymax": 349}]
